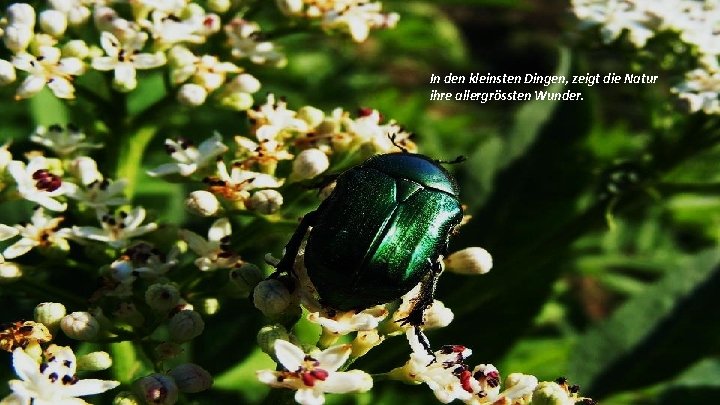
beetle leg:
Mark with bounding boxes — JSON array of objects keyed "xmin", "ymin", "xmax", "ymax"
[
  {"xmin": 399, "ymin": 259, "xmax": 444, "ymax": 356},
  {"xmin": 273, "ymin": 208, "xmax": 321, "ymax": 277}
]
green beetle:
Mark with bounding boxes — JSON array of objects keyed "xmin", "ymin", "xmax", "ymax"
[{"xmin": 275, "ymin": 152, "xmax": 463, "ymax": 341}]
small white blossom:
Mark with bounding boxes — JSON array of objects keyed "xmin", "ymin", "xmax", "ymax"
[
  {"xmin": 177, "ymin": 83, "xmax": 207, "ymax": 106},
  {"xmin": 206, "ymin": 159, "xmax": 284, "ymax": 203},
  {"xmin": 31, "ymin": 125, "xmax": 102, "ymax": 157},
  {"xmin": 179, "ymin": 217, "xmax": 239, "ymax": 270},
  {"xmin": 7, "ymin": 156, "xmax": 71, "ymax": 211},
  {"xmin": 2, "ymin": 345, "xmax": 119, "ymax": 404},
  {"xmin": 322, "ymin": 2, "xmax": 399, "ymax": 43},
  {"xmin": 0, "ymin": 59, "xmax": 17, "ymax": 85},
  {"xmin": 13, "ymin": 46, "xmax": 85, "ymax": 99},
  {"xmin": 257, "ymin": 339, "xmax": 373, "ymax": 405},
  {"xmin": 672, "ymin": 68, "xmax": 720, "ymax": 114},
  {"xmin": 141, "ymin": 10, "xmax": 221, "ymax": 49},
  {"xmin": 248, "ymin": 94, "xmax": 309, "ymax": 141},
  {"xmin": 91, "ymin": 31, "xmax": 166, "ymax": 92},
  {"xmin": 147, "ymin": 134, "xmax": 228, "ymax": 177},
  {"xmin": 72, "ymin": 207, "xmax": 158, "ymax": 248},
  {"xmin": 185, "ymin": 190, "xmax": 221, "ymax": 216},
  {"xmin": 2, "ymin": 207, "xmax": 71, "ymax": 259},
  {"xmin": 225, "ymin": 19, "xmax": 287, "ymax": 66}
]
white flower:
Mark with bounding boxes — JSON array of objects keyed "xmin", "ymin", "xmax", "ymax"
[
  {"xmin": 672, "ymin": 68, "xmax": 720, "ymax": 114},
  {"xmin": 141, "ymin": 10, "xmax": 221, "ymax": 49},
  {"xmin": 308, "ymin": 306, "xmax": 388, "ymax": 336},
  {"xmin": 464, "ymin": 368, "xmax": 538, "ymax": 405},
  {"xmin": 13, "ymin": 47, "xmax": 85, "ymax": 99},
  {"xmin": 225, "ymin": 19, "xmax": 287, "ymax": 66},
  {"xmin": 170, "ymin": 52, "xmax": 240, "ymax": 91},
  {"xmin": 248, "ymin": 94, "xmax": 309, "ymax": 141},
  {"xmin": 91, "ymin": 31, "xmax": 166, "ymax": 92},
  {"xmin": 389, "ymin": 330, "xmax": 475, "ymax": 404},
  {"xmin": 257, "ymin": 340, "xmax": 373, "ymax": 405},
  {"xmin": 388, "ymin": 284, "xmax": 454, "ymax": 334},
  {"xmin": 72, "ymin": 207, "xmax": 158, "ymax": 248},
  {"xmin": 234, "ymin": 135, "xmax": 293, "ymax": 167},
  {"xmin": 2, "ymin": 345, "xmax": 119, "ymax": 405},
  {"xmin": 206, "ymin": 159, "xmax": 284, "ymax": 202},
  {"xmin": 31, "ymin": 125, "xmax": 102, "ymax": 157},
  {"xmin": 321, "ymin": 2, "xmax": 399, "ymax": 43},
  {"xmin": 147, "ymin": 134, "xmax": 228, "ymax": 177},
  {"xmin": 65, "ymin": 177, "xmax": 128, "ymax": 213},
  {"xmin": 178, "ymin": 217, "xmax": 239, "ymax": 271},
  {"xmin": 2, "ymin": 207, "xmax": 71, "ymax": 259},
  {"xmin": 7, "ymin": 156, "xmax": 71, "ymax": 211}
]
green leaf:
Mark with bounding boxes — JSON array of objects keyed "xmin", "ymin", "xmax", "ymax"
[
  {"xmin": 213, "ymin": 348, "xmax": 275, "ymax": 402},
  {"xmin": 109, "ymin": 341, "xmax": 143, "ymax": 384},
  {"xmin": 569, "ymin": 249, "xmax": 720, "ymax": 397},
  {"xmin": 30, "ymin": 88, "xmax": 69, "ymax": 126}
]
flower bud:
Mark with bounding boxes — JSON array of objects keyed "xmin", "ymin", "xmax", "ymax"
[
  {"xmin": 231, "ymin": 73, "xmax": 261, "ymax": 93},
  {"xmin": 444, "ymin": 247, "xmax": 493, "ymax": 275},
  {"xmin": 168, "ymin": 310, "xmax": 205, "ymax": 342},
  {"xmin": 7, "ymin": 3, "xmax": 36, "ymax": 27},
  {"xmin": 113, "ymin": 391, "xmax": 140, "ymax": 405},
  {"xmin": 291, "ymin": 149, "xmax": 329, "ymax": 180},
  {"xmin": 155, "ymin": 342, "xmax": 183, "ymax": 361},
  {"xmin": 352, "ymin": 330, "xmax": 384, "ymax": 358},
  {"xmin": 169, "ymin": 363, "xmax": 213, "ymax": 393},
  {"xmin": 229, "ymin": 263, "xmax": 264, "ymax": 297},
  {"xmin": 177, "ymin": 83, "xmax": 207, "ymax": 106},
  {"xmin": 185, "ymin": 190, "xmax": 220, "ymax": 216},
  {"xmin": 3, "ymin": 25, "xmax": 33, "ymax": 53},
  {"xmin": 68, "ymin": 156, "xmax": 101, "ymax": 185},
  {"xmin": 62, "ymin": 39, "xmax": 90, "ymax": 59},
  {"xmin": 168, "ymin": 46, "xmax": 195, "ymax": 67},
  {"xmin": 145, "ymin": 283, "xmax": 181, "ymax": 312},
  {"xmin": 34, "ymin": 302, "xmax": 67, "ymax": 333},
  {"xmin": 61, "ymin": 311, "xmax": 100, "ymax": 340},
  {"xmin": 219, "ymin": 91, "xmax": 254, "ymax": 111},
  {"xmin": 531, "ymin": 381, "xmax": 572, "ymax": 405},
  {"xmin": 207, "ymin": 0, "xmax": 231, "ymax": 13},
  {"xmin": 39, "ymin": 10, "xmax": 67, "ymax": 37},
  {"xmin": 0, "ymin": 262, "xmax": 22, "ymax": 283},
  {"xmin": 257, "ymin": 324, "xmax": 289, "ymax": 354},
  {"xmin": 134, "ymin": 374, "xmax": 178, "ymax": 405},
  {"xmin": 276, "ymin": 0, "xmax": 304, "ymax": 15},
  {"xmin": 505, "ymin": 373, "xmax": 539, "ymax": 401},
  {"xmin": 0, "ymin": 60, "xmax": 16, "ymax": 85},
  {"xmin": 246, "ymin": 189, "xmax": 283, "ymax": 214},
  {"xmin": 424, "ymin": 300, "xmax": 454, "ymax": 329},
  {"xmin": 77, "ymin": 351, "xmax": 113, "ymax": 371},
  {"xmin": 297, "ymin": 106, "xmax": 325, "ymax": 128},
  {"xmin": 253, "ymin": 279, "xmax": 292, "ymax": 316}
]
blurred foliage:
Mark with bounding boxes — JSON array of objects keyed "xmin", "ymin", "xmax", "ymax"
[{"xmin": 2, "ymin": 0, "xmax": 720, "ymax": 404}]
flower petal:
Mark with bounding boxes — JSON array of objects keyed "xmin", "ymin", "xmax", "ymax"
[
  {"xmin": 3, "ymin": 239, "xmax": 36, "ymax": 259},
  {"xmin": 133, "ymin": 53, "xmax": 166, "ymax": 69},
  {"xmin": 294, "ymin": 388, "xmax": 324, "ymax": 405},
  {"xmin": 11, "ymin": 349, "xmax": 39, "ymax": 384},
  {"xmin": 208, "ymin": 218, "xmax": 231, "ymax": 242},
  {"xmin": 316, "ymin": 345, "xmax": 351, "ymax": 371},
  {"xmin": 16, "ymin": 75, "xmax": 47, "ymax": 99},
  {"xmin": 147, "ymin": 163, "xmax": 181, "ymax": 177},
  {"xmin": 0, "ymin": 224, "xmax": 19, "ymax": 241},
  {"xmin": 321, "ymin": 370, "xmax": 373, "ymax": 393},
  {"xmin": 274, "ymin": 340, "xmax": 305, "ymax": 371},
  {"xmin": 48, "ymin": 77, "xmax": 75, "ymax": 99},
  {"xmin": 91, "ymin": 56, "xmax": 117, "ymax": 71},
  {"xmin": 63, "ymin": 379, "xmax": 120, "ymax": 397},
  {"xmin": 99, "ymin": 32, "xmax": 120, "ymax": 57}
]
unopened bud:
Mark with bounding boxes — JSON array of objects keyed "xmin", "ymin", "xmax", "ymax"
[
  {"xmin": 39, "ymin": 10, "xmax": 67, "ymax": 37},
  {"xmin": 7, "ymin": 3, "xmax": 36, "ymax": 27},
  {"xmin": 0, "ymin": 60, "xmax": 16, "ymax": 85},
  {"xmin": 220, "ymin": 91, "xmax": 254, "ymax": 111},
  {"xmin": 247, "ymin": 189, "xmax": 283, "ymax": 214},
  {"xmin": 229, "ymin": 263, "xmax": 264, "ymax": 297},
  {"xmin": 177, "ymin": 83, "xmax": 207, "ymax": 106},
  {"xmin": 185, "ymin": 190, "xmax": 221, "ymax": 216},
  {"xmin": 4, "ymin": 25, "xmax": 33, "ymax": 53},
  {"xmin": 145, "ymin": 283, "xmax": 180, "ymax": 312},
  {"xmin": 253, "ymin": 279, "xmax": 292, "ymax": 316},
  {"xmin": 276, "ymin": 0, "xmax": 304, "ymax": 15},
  {"xmin": 168, "ymin": 310, "xmax": 205, "ymax": 342},
  {"xmin": 134, "ymin": 374, "xmax": 178, "ymax": 405},
  {"xmin": 77, "ymin": 351, "xmax": 112, "ymax": 371},
  {"xmin": 34, "ymin": 302, "xmax": 66, "ymax": 333},
  {"xmin": 0, "ymin": 262, "xmax": 22, "ymax": 283},
  {"xmin": 297, "ymin": 106, "xmax": 324, "ymax": 128},
  {"xmin": 424, "ymin": 300, "xmax": 454, "ymax": 329},
  {"xmin": 257, "ymin": 324, "xmax": 289, "ymax": 354},
  {"xmin": 169, "ymin": 363, "xmax": 213, "ymax": 393},
  {"xmin": 351, "ymin": 330, "xmax": 384, "ymax": 358},
  {"xmin": 207, "ymin": 0, "xmax": 231, "ymax": 13},
  {"xmin": 444, "ymin": 247, "xmax": 493, "ymax": 275},
  {"xmin": 291, "ymin": 148, "xmax": 329, "ymax": 180},
  {"xmin": 504, "ymin": 373, "xmax": 539, "ymax": 401},
  {"xmin": 61, "ymin": 311, "xmax": 100, "ymax": 340},
  {"xmin": 112, "ymin": 391, "xmax": 140, "ymax": 405},
  {"xmin": 68, "ymin": 156, "xmax": 101, "ymax": 185},
  {"xmin": 155, "ymin": 342, "xmax": 183, "ymax": 361},
  {"xmin": 62, "ymin": 40, "xmax": 89, "ymax": 59},
  {"xmin": 231, "ymin": 73, "xmax": 261, "ymax": 93}
]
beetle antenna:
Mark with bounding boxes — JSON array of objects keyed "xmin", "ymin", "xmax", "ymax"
[
  {"xmin": 388, "ymin": 133, "xmax": 409, "ymax": 153},
  {"xmin": 436, "ymin": 156, "xmax": 466, "ymax": 165}
]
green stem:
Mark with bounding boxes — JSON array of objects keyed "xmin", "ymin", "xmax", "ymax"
[{"xmin": 114, "ymin": 125, "xmax": 158, "ymax": 200}]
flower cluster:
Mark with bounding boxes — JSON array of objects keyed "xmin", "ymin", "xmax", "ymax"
[{"xmin": 571, "ymin": 0, "xmax": 720, "ymax": 114}]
